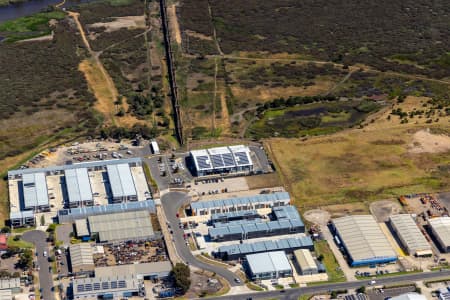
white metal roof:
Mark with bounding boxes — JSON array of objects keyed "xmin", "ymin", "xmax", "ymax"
[
  {"xmin": 75, "ymin": 219, "xmax": 90, "ymax": 237},
  {"xmin": 391, "ymin": 293, "xmax": 426, "ymax": 300},
  {"xmin": 22, "ymin": 172, "xmax": 49, "ymax": 208},
  {"xmin": 429, "ymin": 217, "xmax": 450, "ymax": 248},
  {"xmin": 333, "ymin": 215, "xmax": 397, "ymax": 262},
  {"xmin": 190, "ymin": 145, "xmax": 253, "ymax": 171},
  {"xmin": 294, "ymin": 249, "xmax": 317, "ymax": 271},
  {"xmin": 69, "ymin": 243, "xmax": 94, "ymax": 268},
  {"xmin": 65, "ymin": 168, "xmax": 93, "ymax": 203},
  {"xmin": 246, "ymin": 251, "xmax": 292, "ymax": 275},
  {"xmin": 389, "ymin": 214, "xmax": 431, "ymax": 254},
  {"xmin": 106, "ymin": 164, "xmax": 137, "ymax": 198}
]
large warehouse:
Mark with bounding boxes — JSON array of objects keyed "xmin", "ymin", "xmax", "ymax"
[
  {"xmin": 429, "ymin": 217, "xmax": 450, "ymax": 253},
  {"xmin": 389, "ymin": 214, "xmax": 432, "ymax": 256},
  {"xmin": 69, "ymin": 243, "xmax": 95, "ymax": 274},
  {"xmin": 215, "ymin": 236, "xmax": 314, "ymax": 260},
  {"xmin": 106, "ymin": 164, "xmax": 138, "ymax": 203},
  {"xmin": 87, "ymin": 210, "xmax": 154, "ymax": 242},
  {"xmin": 65, "ymin": 168, "xmax": 93, "ymax": 208},
  {"xmin": 22, "ymin": 173, "xmax": 50, "ymax": 211},
  {"xmin": 190, "ymin": 192, "xmax": 291, "ymax": 216},
  {"xmin": 72, "ymin": 275, "xmax": 144, "ymax": 299},
  {"xmin": 245, "ymin": 251, "xmax": 292, "ymax": 280},
  {"xmin": 332, "ymin": 215, "xmax": 397, "ymax": 266},
  {"xmin": 189, "ymin": 145, "xmax": 253, "ymax": 176}
]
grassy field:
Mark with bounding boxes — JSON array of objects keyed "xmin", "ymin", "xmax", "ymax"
[
  {"xmin": 313, "ymin": 240, "xmax": 345, "ymax": 283},
  {"xmin": 266, "ymin": 96, "xmax": 450, "ymax": 210},
  {"xmin": 7, "ymin": 235, "xmax": 34, "ymax": 249}
]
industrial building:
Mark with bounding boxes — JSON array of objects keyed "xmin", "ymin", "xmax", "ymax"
[
  {"xmin": 95, "ymin": 261, "xmax": 172, "ymax": 280},
  {"xmin": 210, "ymin": 210, "xmax": 259, "ymax": 224},
  {"xmin": 215, "ymin": 236, "xmax": 314, "ymax": 260},
  {"xmin": 245, "ymin": 251, "xmax": 292, "ymax": 280},
  {"xmin": 190, "ymin": 192, "xmax": 291, "ymax": 216},
  {"xmin": 9, "ymin": 210, "xmax": 35, "ymax": 228},
  {"xmin": 58, "ymin": 199, "xmax": 155, "ymax": 223},
  {"xmin": 294, "ymin": 249, "xmax": 318, "ymax": 275},
  {"xmin": 69, "ymin": 243, "xmax": 95, "ymax": 274},
  {"xmin": 65, "ymin": 168, "xmax": 94, "ymax": 208},
  {"xmin": 391, "ymin": 293, "xmax": 427, "ymax": 300},
  {"xmin": 189, "ymin": 145, "xmax": 253, "ymax": 176},
  {"xmin": 22, "ymin": 173, "xmax": 50, "ymax": 211},
  {"xmin": 107, "ymin": 164, "xmax": 138, "ymax": 203},
  {"xmin": 72, "ymin": 275, "xmax": 145, "ymax": 299},
  {"xmin": 87, "ymin": 210, "xmax": 154, "ymax": 242},
  {"xmin": 0, "ymin": 278, "xmax": 21, "ymax": 300},
  {"xmin": 332, "ymin": 215, "xmax": 397, "ymax": 266},
  {"xmin": 209, "ymin": 218, "xmax": 304, "ymax": 242},
  {"xmin": 273, "ymin": 205, "xmax": 301, "ymax": 220},
  {"xmin": 389, "ymin": 214, "xmax": 432, "ymax": 256},
  {"xmin": 75, "ymin": 219, "xmax": 90, "ymax": 240},
  {"xmin": 429, "ymin": 217, "xmax": 450, "ymax": 253}
]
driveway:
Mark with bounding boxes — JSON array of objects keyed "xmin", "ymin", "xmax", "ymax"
[
  {"xmin": 161, "ymin": 192, "xmax": 243, "ymax": 287},
  {"xmin": 23, "ymin": 230, "xmax": 55, "ymax": 300},
  {"xmin": 56, "ymin": 224, "xmax": 72, "ymax": 248}
]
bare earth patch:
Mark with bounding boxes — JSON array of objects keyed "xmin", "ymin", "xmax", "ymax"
[
  {"xmin": 370, "ymin": 200, "xmax": 404, "ymax": 222},
  {"xmin": 90, "ymin": 16, "xmax": 146, "ymax": 32},
  {"xmin": 409, "ymin": 129, "xmax": 450, "ymax": 154},
  {"xmin": 168, "ymin": 4, "xmax": 182, "ymax": 44},
  {"xmin": 303, "ymin": 209, "xmax": 330, "ymax": 226}
]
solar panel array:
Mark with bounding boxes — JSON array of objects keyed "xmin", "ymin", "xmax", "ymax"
[
  {"xmin": 76, "ymin": 279, "xmax": 127, "ymax": 293},
  {"xmin": 190, "ymin": 145, "xmax": 252, "ymax": 171}
]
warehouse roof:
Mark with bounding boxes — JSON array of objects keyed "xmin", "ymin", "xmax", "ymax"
[
  {"xmin": 246, "ymin": 251, "xmax": 291, "ymax": 274},
  {"xmin": 390, "ymin": 214, "xmax": 431, "ymax": 254},
  {"xmin": 229, "ymin": 145, "xmax": 252, "ymax": 167},
  {"xmin": 69, "ymin": 243, "xmax": 94, "ymax": 268},
  {"xmin": 8, "ymin": 158, "xmax": 142, "ymax": 177},
  {"xmin": 333, "ymin": 215, "xmax": 397, "ymax": 263},
  {"xmin": 191, "ymin": 192, "xmax": 290, "ymax": 211},
  {"xmin": 190, "ymin": 145, "xmax": 252, "ymax": 171},
  {"xmin": 0, "ymin": 278, "xmax": 20, "ymax": 289},
  {"xmin": 217, "ymin": 236, "xmax": 313, "ymax": 256},
  {"xmin": 65, "ymin": 168, "xmax": 93, "ymax": 203},
  {"xmin": 73, "ymin": 275, "xmax": 139, "ymax": 297},
  {"xmin": 429, "ymin": 217, "xmax": 450, "ymax": 248},
  {"xmin": 294, "ymin": 249, "xmax": 317, "ymax": 271},
  {"xmin": 210, "ymin": 210, "xmax": 259, "ymax": 222},
  {"xmin": 107, "ymin": 164, "xmax": 137, "ymax": 198},
  {"xmin": 88, "ymin": 210, "xmax": 153, "ymax": 242},
  {"xmin": 0, "ymin": 289, "xmax": 12, "ymax": 300},
  {"xmin": 390, "ymin": 293, "xmax": 426, "ymax": 300},
  {"xmin": 22, "ymin": 172, "xmax": 48, "ymax": 208},
  {"xmin": 95, "ymin": 261, "xmax": 172, "ymax": 279},
  {"xmin": 75, "ymin": 219, "xmax": 90, "ymax": 237},
  {"xmin": 273, "ymin": 205, "xmax": 301, "ymax": 220},
  {"xmin": 10, "ymin": 210, "xmax": 34, "ymax": 220}
]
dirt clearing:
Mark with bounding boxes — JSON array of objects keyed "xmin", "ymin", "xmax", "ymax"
[
  {"xmin": 370, "ymin": 200, "xmax": 404, "ymax": 222},
  {"xmin": 409, "ymin": 129, "xmax": 450, "ymax": 154},
  {"xmin": 90, "ymin": 16, "xmax": 146, "ymax": 32},
  {"xmin": 168, "ymin": 4, "xmax": 181, "ymax": 44}
]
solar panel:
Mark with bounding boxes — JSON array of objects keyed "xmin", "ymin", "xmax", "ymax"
[
  {"xmin": 118, "ymin": 280, "xmax": 127, "ymax": 288},
  {"xmin": 84, "ymin": 284, "xmax": 92, "ymax": 291},
  {"xmin": 222, "ymin": 153, "xmax": 235, "ymax": 166},
  {"xmin": 110, "ymin": 281, "xmax": 117, "ymax": 289},
  {"xmin": 235, "ymin": 152, "xmax": 249, "ymax": 165},
  {"xmin": 197, "ymin": 156, "xmax": 211, "ymax": 169},
  {"xmin": 102, "ymin": 282, "xmax": 109, "ymax": 289},
  {"xmin": 93, "ymin": 283, "xmax": 101, "ymax": 290},
  {"xmin": 77, "ymin": 285, "xmax": 85, "ymax": 292},
  {"xmin": 210, "ymin": 154, "xmax": 224, "ymax": 168}
]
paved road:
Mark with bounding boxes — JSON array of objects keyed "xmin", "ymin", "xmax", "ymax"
[
  {"xmin": 206, "ymin": 269, "xmax": 450, "ymax": 300},
  {"xmin": 160, "ymin": 191, "xmax": 244, "ymax": 287},
  {"xmin": 23, "ymin": 230, "xmax": 55, "ymax": 300}
]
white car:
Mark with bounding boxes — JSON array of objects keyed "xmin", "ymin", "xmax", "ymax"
[{"xmin": 43, "ymin": 251, "xmax": 47, "ymax": 257}]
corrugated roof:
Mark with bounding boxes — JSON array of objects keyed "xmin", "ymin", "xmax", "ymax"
[
  {"xmin": 191, "ymin": 192, "xmax": 291, "ymax": 211},
  {"xmin": 73, "ymin": 275, "xmax": 139, "ymax": 297},
  {"xmin": 246, "ymin": 251, "xmax": 291, "ymax": 275},
  {"xmin": 429, "ymin": 217, "xmax": 450, "ymax": 248},
  {"xmin": 95, "ymin": 261, "xmax": 172, "ymax": 278},
  {"xmin": 10, "ymin": 210, "xmax": 34, "ymax": 220},
  {"xmin": 22, "ymin": 172, "xmax": 48, "ymax": 208},
  {"xmin": 0, "ymin": 289, "xmax": 12, "ymax": 300},
  {"xmin": 217, "ymin": 236, "xmax": 313, "ymax": 255},
  {"xmin": 294, "ymin": 249, "xmax": 317, "ymax": 271},
  {"xmin": 390, "ymin": 214, "xmax": 431, "ymax": 254},
  {"xmin": 190, "ymin": 145, "xmax": 253, "ymax": 171},
  {"xmin": 273, "ymin": 205, "xmax": 301, "ymax": 220},
  {"xmin": 107, "ymin": 164, "xmax": 137, "ymax": 198},
  {"xmin": 88, "ymin": 210, "xmax": 153, "ymax": 242},
  {"xmin": 210, "ymin": 210, "xmax": 258, "ymax": 221},
  {"xmin": 69, "ymin": 243, "xmax": 94, "ymax": 268},
  {"xmin": 0, "ymin": 278, "xmax": 20, "ymax": 289},
  {"xmin": 390, "ymin": 293, "xmax": 426, "ymax": 300},
  {"xmin": 65, "ymin": 168, "xmax": 93, "ymax": 203},
  {"xmin": 75, "ymin": 219, "xmax": 90, "ymax": 237},
  {"xmin": 333, "ymin": 215, "xmax": 397, "ymax": 263}
]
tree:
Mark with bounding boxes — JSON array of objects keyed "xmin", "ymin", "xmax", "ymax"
[
  {"xmin": 171, "ymin": 263, "xmax": 191, "ymax": 294},
  {"xmin": 0, "ymin": 227, "xmax": 11, "ymax": 233},
  {"xmin": 356, "ymin": 286, "xmax": 366, "ymax": 294},
  {"xmin": 18, "ymin": 249, "xmax": 33, "ymax": 269},
  {"xmin": 40, "ymin": 215, "xmax": 45, "ymax": 226}
]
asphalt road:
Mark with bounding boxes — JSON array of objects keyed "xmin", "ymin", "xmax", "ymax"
[
  {"xmin": 161, "ymin": 191, "xmax": 244, "ymax": 287},
  {"xmin": 206, "ymin": 269, "xmax": 450, "ymax": 300},
  {"xmin": 23, "ymin": 230, "xmax": 55, "ymax": 300}
]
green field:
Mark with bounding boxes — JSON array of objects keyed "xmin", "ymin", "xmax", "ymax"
[{"xmin": 313, "ymin": 240, "xmax": 346, "ymax": 283}]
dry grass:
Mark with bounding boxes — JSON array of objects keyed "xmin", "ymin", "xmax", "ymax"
[
  {"xmin": 266, "ymin": 96, "xmax": 450, "ymax": 209},
  {"xmin": 246, "ymin": 173, "xmax": 282, "ymax": 190}
]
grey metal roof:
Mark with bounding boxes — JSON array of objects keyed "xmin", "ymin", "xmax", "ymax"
[
  {"xmin": 429, "ymin": 217, "xmax": 450, "ymax": 248},
  {"xmin": 65, "ymin": 168, "xmax": 93, "ymax": 203},
  {"xmin": 10, "ymin": 210, "xmax": 34, "ymax": 220},
  {"xmin": 22, "ymin": 172, "xmax": 49, "ymax": 208},
  {"xmin": 210, "ymin": 210, "xmax": 258, "ymax": 221},
  {"xmin": 58, "ymin": 200, "xmax": 155, "ymax": 222},
  {"xmin": 95, "ymin": 261, "xmax": 172, "ymax": 279},
  {"xmin": 0, "ymin": 278, "xmax": 20, "ymax": 289},
  {"xmin": 191, "ymin": 192, "xmax": 291, "ymax": 211},
  {"xmin": 107, "ymin": 164, "xmax": 137, "ymax": 198},
  {"xmin": 75, "ymin": 219, "xmax": 90, "ymax": 237},
  {"xmin": 217, "ymin": 236, "xmax": 313, "ymax": 256},
  {"xmin": 389, "ymin": 214, "xmax": 431, "ymax": 254},
  {"xmin": 294, "ymin": 249, "xmax": 317, "ymax": 271},
  {"xmin": 0, "ymin": 289, "xmax": 12, "ymax": 300},
  {"xmin": 333, "ymin": 215, "xmax": 397, "ymax": 263},
  {"xmin": 246, "ymin": 251, "xmax": 291, "ymax": 275},
  {"xmin": 88, "ymin": 210, "xmax": 154, "ymax": 242},
  {"xmin": 273, "ymin": 205, "xmax": 301, "ymax": 220},
  {"xmin": 69, "ymin": 243, "xmax": 94, "ymax": 268},
  {"xmin": 8, "ymin": 158, "xmax": 142, "ymax": 177}
]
